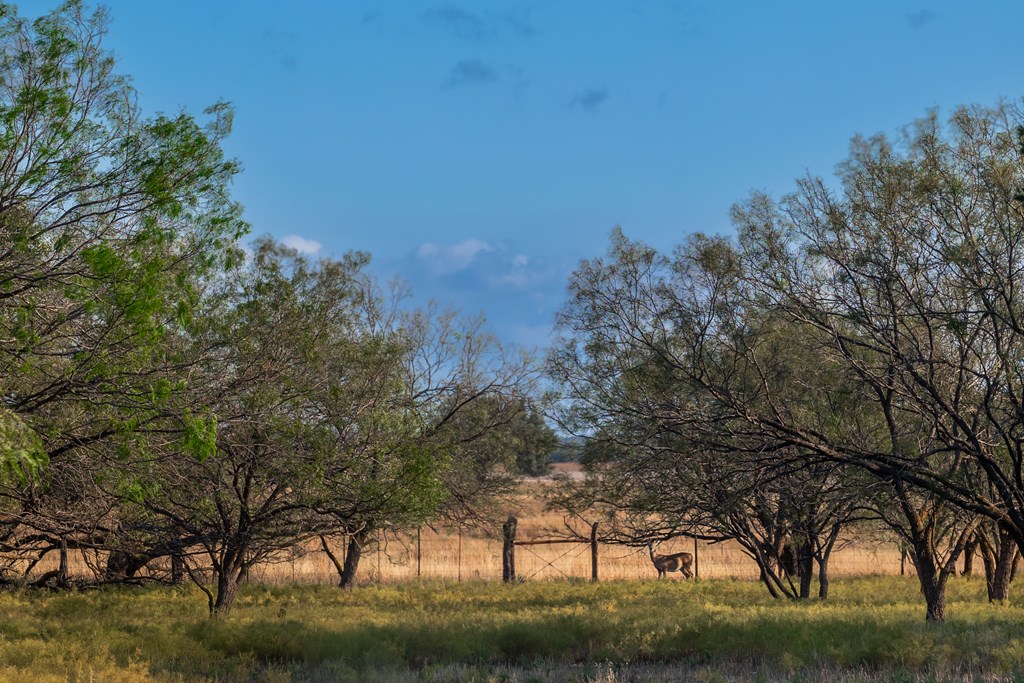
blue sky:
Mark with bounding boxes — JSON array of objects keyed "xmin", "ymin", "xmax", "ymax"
[{"xmin": 15, "ymin": 1, "xmax": 1024, "ymax": 349}]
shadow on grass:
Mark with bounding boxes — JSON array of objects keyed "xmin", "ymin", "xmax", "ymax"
[
  {"xmin": 7, "ymin": 578, "xmax": 1024, "ymax": 680},
  {"xmin": 181, "ymin": 604, "xmax": 1024, "ymax": 677}
]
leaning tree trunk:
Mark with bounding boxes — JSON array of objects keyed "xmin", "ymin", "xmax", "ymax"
[
  {"xmin": 961, "ymin": 533, "xmax": 977, "ymax": 576},
  {"xmin": 339, "ymin": 528, "xmax": 372, "ymax": 589},
  {"xmin": 817, "ymin": 555, "xmax": 830, "ymax": 599},
  {"xmin": 814, "ymin": 524, "xmax": 841, "ymax": 600},
  {"xmin": 748, "ymin": 541, "xmax": 796, "ymax": 599}
]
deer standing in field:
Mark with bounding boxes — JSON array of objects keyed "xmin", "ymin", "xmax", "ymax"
[{"xmin": 647, "ymin": 542, "xmax": 694, "ymax": 579}]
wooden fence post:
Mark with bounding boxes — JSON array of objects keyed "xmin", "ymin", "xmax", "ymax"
[
  {"xmin": 171, "ymin": 554, "xmax": 184, "ymax": 585},
  {"xmin": 458, "ymin": 530, "xmax": 462, "ymax": 582},
  {"xmin": 693, "ymin": 536, "xmax": 700, "ymax": 580},
  {"xmin": 58, "ymin": 536, "xmax": 68, "ymax": 586},
  {"xmin": 417, "ymin": 527, "xmax": 421, "ymax": 578},
  {"xmin": 591, "ymin": 522, "xmax": 599, "ymax": 582},
  {"xmin": 502, "ymin": 515, "xmax": 517, "ymax": 582}
]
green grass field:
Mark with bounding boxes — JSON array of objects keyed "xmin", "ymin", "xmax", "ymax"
[{"xmin": 3, "ymin": 576, "xmax": 1024, "ymax": 682}]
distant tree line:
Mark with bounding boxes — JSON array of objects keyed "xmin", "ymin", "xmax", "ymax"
[
  {"xmin": 0, "ymin": 3, "xmax": 555, "ymax": 615},
  {"xmin": 548, "ymin": 101, "xmax": 1024, "ymax": 622}
]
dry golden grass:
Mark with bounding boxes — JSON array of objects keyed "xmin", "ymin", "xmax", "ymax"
[
  {"xmin": 234, "ymin": 494, "xmax": 907, "ymax": 586},
  {"xmin": 260, "ymin": 526, "xmax": 905, "ymax": 586}
]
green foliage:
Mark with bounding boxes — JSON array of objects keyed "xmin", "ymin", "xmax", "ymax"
[
  {"xmin": 115, "ymin": 476, "xmax": 159, "ymax": 504},
  {"xmin": 181, "ymin": 411, "xmax": 217, "ymax": 462},
  {"xmin": 0, "ymin": 0, "xmax": 247, "ymax": 553},
  {"xmin": 0, "ymin": 408, "xmax": 47, "ymax": 483}
]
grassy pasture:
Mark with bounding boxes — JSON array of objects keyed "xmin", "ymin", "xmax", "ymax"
[{"xmin": 3, "ymin": 576, "xmax": 1024, "ymax": 682}]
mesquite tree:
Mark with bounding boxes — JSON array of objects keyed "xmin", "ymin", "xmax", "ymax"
[
  {"xmin": 551, "ymin": 102, "xmax": 1024, "ymax": 621},
  {"xmin": 727, "ymin": 103, "xmax": 1024, "ymax": 619},
  {"xmin": 133, "ymin": 241, "xmax": 403, "ymax": 614},
  {"xmin": 321, "ymin": 308, "xmax": 542, "ymax": 588},
  {"xmin": 0, "ymin": 2, "xmax": 244, "ymax": 581},
  {"xmin": 548, "ymin": 233, "xmax": 865, "ymax": 599}
]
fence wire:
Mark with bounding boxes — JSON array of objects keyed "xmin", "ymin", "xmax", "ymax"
[{"xmin": 29, "ymin": 528, "xmax": 914, "ymax": 586}]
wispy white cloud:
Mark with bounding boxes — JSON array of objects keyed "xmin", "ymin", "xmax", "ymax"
[
  {"xmin": 414, "ymin": 238, "xmax": 561, "ymax": 292},
  {"xmin": 416, "ymin": 238, "xmax": 495, "ymax": 274},
  {"xmin": 387, "ymin": 238, "xmax": 574, "ymax": 350},
  {"xmin": 281, "ymin": 234, "xmax": 323, "ymax": 255},
  {"xmin": 486, "ymin": 253, "xmax": 552, "ymax": 291}
]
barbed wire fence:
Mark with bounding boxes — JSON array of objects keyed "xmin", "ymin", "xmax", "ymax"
[{"xmin": 30, "ymin": 521, "xmax": 918, "ymax": 586}]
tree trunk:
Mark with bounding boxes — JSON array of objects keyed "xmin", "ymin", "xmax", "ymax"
[
  {"xmin": 891, "ymin": 481, "xmax": 967, "ymax": 623},
  {"xmin": 910, "ymin": 541, "xmax": 948, "ymax": 623},
  {"xmin": 209, "ymin": 545, "xmax": 250, "ymax": 616},
  {"xmin": 922, "ymin": 579, "xmax": 947, "ymax": 623},
  {"xmin": 961, "ymin": 534, "xmax": 977, "ymax": 576},
  {"xmin": 978, "ymin": 524, "xmax": 1018, "ymax": 602},
  {"xmin": 750, "ymin": 545, "xmax": 791, "ymax": 599},
  {"xmin": 212, "ymin": 567, "xmax": 241, "ymax": 615},
  {"xmin": 170, "ymin": 555, "xmax": 184, "ymax": 585},
  {"xmin": 758, "ymin": 567, "xmax": 781, "ymax": 599},
  {"xmin": 980, "ymin": 539, "xmax": 996, "ymax": 593},
  {"xmin": 818, "ymin": 556, "xmax": 830, "ymax": 599},
  {"xmin": 987, "ymin": 528, "xmax": 1017, "ymax": 602},
  {"xmin": 989, "ymin": 557, "xmax": 1014, "ymax": 603},
  {"xmin": 814, "ymin": 525, "xmax": 840, "ymax": 600},
  {"xmin": 797, "ymin": 541, "xmax": 813, "ymax": 599},
  {"xmin": 339, "ymin": 529, "xmax": 370, "ymax": 589}
]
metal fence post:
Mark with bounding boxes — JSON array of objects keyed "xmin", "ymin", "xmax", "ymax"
[{"xmin": 694, "ymin": 536, "xmax": 700, "ymax": 580}]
